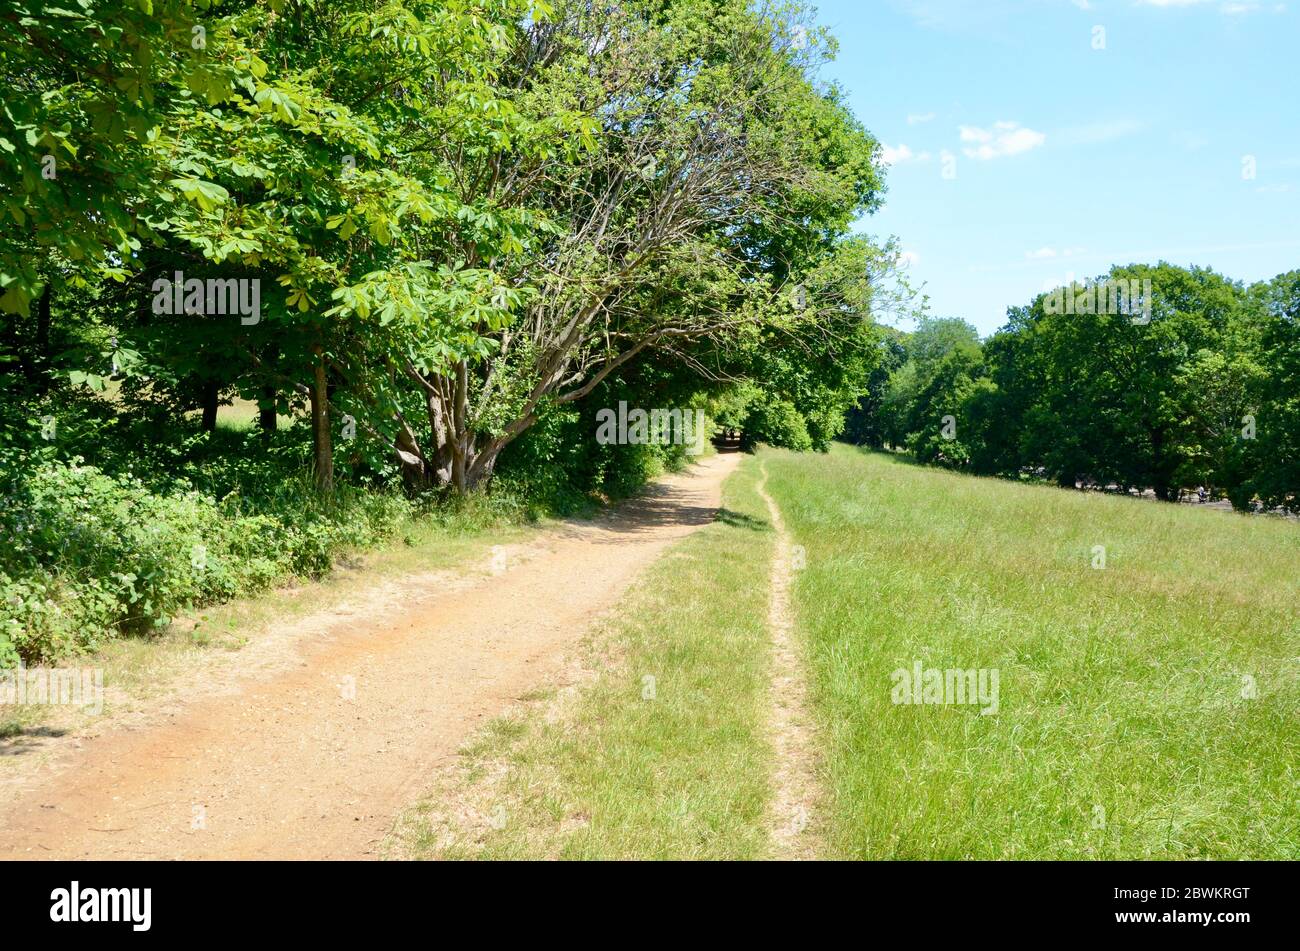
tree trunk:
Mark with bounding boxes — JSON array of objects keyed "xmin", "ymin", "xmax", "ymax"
[
  {"xmin": 449, "ymin": 360, "xmax": 470, "ymax": 492},
  {"xmin": 408, "ymin": 360, "xmax": 533, "ymax": 494},
  {"xmin": 259, "ymin": 385, "xmax": 277, "ymax": 440},
  {"xmin": 34, "ymin": 282, "xmax": 51, "ymax": 392},
  {"xmin": 258, "ymin": 343, "xmax": 279, "ymax": 444},
  {"xmin": 425, "ymin": 393, "xmax": 453, "ymax": 483},
  {"xmin": 393, "ymin": 417, "xmax": 428, "ymax": 490},
  {"xmin": 450, "ymin": 449, "xmax": 467, "ymax": 493},
  {"xmin": 200, "ymin": 380, "xmax": 220, "ymax": 433},
  {"xmin": 1149, "ymin": 425, "xmax": 1176, "ymax": 502},
  {"xmin": 467, "ymin": 447, "xmax": 497, "ymax": 488},
  {"xmin": 310, "ymin": 345, "xmax": 333, "ymax": 493}
]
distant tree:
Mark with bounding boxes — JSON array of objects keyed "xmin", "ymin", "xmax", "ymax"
[
  {"xmin": 1225, "ymin": 270, "xmax": 1300, "ymax": 510},
  {"xmin": 855, "ymin": 263, "xmax": 1288, "ymax": 503},
  {"xmin": 977, "ymin": 264, "xmax": 1249, "ymax": 498},
  {"xmin": 842, "ymin": 327, "xmax": 907, "ymax": 448}
]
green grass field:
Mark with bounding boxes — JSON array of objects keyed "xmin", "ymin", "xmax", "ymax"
[
  {"xmin": 767, "ymin": 444, "xmax": 1300, "ymax": 859},
  {"xmin": 390, "ymin": 445, "xmax": 1299, "ymax": 860}
]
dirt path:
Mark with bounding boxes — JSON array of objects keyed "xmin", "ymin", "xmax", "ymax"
[
  {"xmin": 755, "ymin": 462, "xmax": 821, "ymax": 860},
  {"xmin": 0, "ymin": 453, "xmax": 740, "ymax": 860}
]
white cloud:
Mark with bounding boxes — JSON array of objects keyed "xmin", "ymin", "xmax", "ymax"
[
  {"xmin": 899, "ymin": 250, "xmax": 921, "ymax": 269},
  {"xmin": 1255, "ymin": 183, "xmax": 1295, "ymax": 193},
  {"xmin": 880, "ymin": 143, "xmax": 914, "ymax": 165},
  {"xmin": 881, "ymin": 144, "xmax": 933, "ymax": 165},
  {"xmin": 907, "ymin": 112, "xmax": 936, "ymax": 125},
  {"xmin": 959, "ymin": 121, "xmax": 1046, "ymax": 160}
]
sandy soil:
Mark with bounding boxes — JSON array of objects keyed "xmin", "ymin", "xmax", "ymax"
[{"xmin": 0, "ymin": 453, "xmax": 740, "ymax": 860}]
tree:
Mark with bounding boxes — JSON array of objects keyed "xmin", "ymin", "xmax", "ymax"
[
  {"xmin": 843, "ymin": 327, "xmax": 906, "ymax": 449},
  {"xmin": 1226, "ymin": 270, "xmax": 1300, "ymax": 510},
  {"xmin": 371, "ymin": 0, "xmax": 887, "ymax": 490}
]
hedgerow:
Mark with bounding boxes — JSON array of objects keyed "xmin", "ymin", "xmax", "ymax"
[{"xmin": 0, "ymin": 455, "xmax": 409, "ymax": 664}]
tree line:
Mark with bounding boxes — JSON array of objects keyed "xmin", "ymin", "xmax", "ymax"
[
  {"xmin": 2, "ymin": 0, "xmax": 895, "ymax": 496},
  {"xmin": 845, "ymin": 262, "xmax": 1300, "ymax": 512}
]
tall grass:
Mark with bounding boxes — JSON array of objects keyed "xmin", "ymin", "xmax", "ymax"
[{"xmin": 764, "ymin": 444, "xmax": 1300, "ymax": 859}]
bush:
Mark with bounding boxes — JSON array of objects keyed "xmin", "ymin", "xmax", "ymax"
[
  {"xmin": 742, "ymin": 397, "xmax": 813, "ymax": 452},
  {"xmin": 494, "ymin": 398, "xmax": 695, "ymax": 510},
  {"xmin": 0, "ymin": 458, "xmax": 411, "ymax": 664}
]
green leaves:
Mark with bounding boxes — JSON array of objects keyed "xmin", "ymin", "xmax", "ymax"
[
  {"xmin": 185, "ymin": 65, "xmax": 235, "ymax": 106},
  {"xmin": 168, "ymin": 177, "xmax": 229, "ymax": 212},
  {"xmin": 325, "ymin": 214, "xmax": 358, "ymax": 241},
  {"xmin": 67, "ymin": 370, "xmax": 107, "ymax": 392},
  {"xmin": 3, "ymin": 0, "xmax": 896, "ymax": 503},
  {"xmin": 253, "ymin": 86, "xmax": 302, "ymax": 124}
]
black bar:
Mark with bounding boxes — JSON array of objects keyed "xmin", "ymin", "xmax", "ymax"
[{"xmin": 1, "ymin": 860, "xmax": 1287, "ymax": 938}]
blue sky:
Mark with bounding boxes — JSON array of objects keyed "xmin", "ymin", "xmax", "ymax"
[{"xmin": 808, "ymin": 0, "xmax": 1300, "ymax": 334}]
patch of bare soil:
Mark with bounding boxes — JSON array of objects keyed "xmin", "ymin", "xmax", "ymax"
[{"xmin": 0, "ymin": 453, "xmax": 740, "ymax": 860}]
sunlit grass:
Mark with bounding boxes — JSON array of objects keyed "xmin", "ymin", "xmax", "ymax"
[{"xmin": 764, "ymin": 444, "xmax": 1300, "ymax": 859}]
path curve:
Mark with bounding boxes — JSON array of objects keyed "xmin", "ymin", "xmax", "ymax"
[{"xmin": 0, "ymin": 453, "xmax": 740, "ymax": 860}]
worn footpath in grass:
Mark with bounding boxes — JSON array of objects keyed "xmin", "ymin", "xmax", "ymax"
[
  {"xmin": 389, "ymin": 456, "xmax": 776, "ymax": 860},
  {"xmin": 763, "ymin": 444, "xmax": 1300, "ymax": 859}
]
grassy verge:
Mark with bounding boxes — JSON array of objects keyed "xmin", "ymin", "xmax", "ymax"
[
  {"xmin": 388, "ymin": 455, "xmax": 775, "ymax": 860},
  {"xmin": 763, "ymin": 444, "xmax": 1300, "ymax": 859}
]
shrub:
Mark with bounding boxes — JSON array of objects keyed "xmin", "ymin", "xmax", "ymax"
[{"xmin": 0, "ymin": 458, "xmax": 411, "ymax": 664}]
